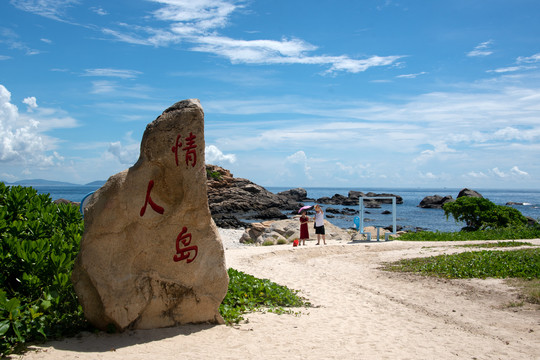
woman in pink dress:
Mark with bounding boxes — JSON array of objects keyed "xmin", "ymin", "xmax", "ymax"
[{"xmin": 299, "ymin": 210, "xmax": 309, "ymax": 245}]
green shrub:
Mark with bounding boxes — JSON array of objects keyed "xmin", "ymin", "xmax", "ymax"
[
  {"xmin": 384, "ymin": 248, "xmax": 540, "ymax": 279},
  {"xmin": 277, "ymin": 239, "xmax": 287, "ymax": 245},
  {"xmin": 219, "ymin": 268, "xmax": 310, "ymax": 324},
  {"xmin": 0, "ymin": 183, "xmax": 89, "ymax": 356},
  {"xmin": 443, "ymin": 197, "xmax": 527, "ymax": 231},
  {"xmin": 262, "ymin": 240, "xmax": 274, "ymax": 246}
]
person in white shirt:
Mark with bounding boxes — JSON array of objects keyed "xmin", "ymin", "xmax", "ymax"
[{"xmin": 313, "ymin": 204, "xmax": 326, "ymax": 245}]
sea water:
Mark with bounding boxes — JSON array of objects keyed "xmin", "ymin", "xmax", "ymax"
[{"xmin": 26, "ymin": 184, "xmax": 540, "ymax": 233}]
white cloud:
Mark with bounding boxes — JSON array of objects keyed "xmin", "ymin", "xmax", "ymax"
[
  {"xmin": 205, "ymin": 145, "xmax": 236, "ymax": 164},
  {"xmin": 98, "ymin": 0, "xmax": 403, "ymax": 74},
  {"xmin": 90, "ymin": 6, "xmax": 108, "ymax": 16},
  {"xmin": 396, "ymin": 71, "xmax": 427, "ymax": 79},
  {"xmin": 0, "ymin": 85, "xmax": 52, "ymax": 164},
  {"xmin": 285, "ymin": 150, "xmax": 312, "ymax": 180},
  {"xmin": 23, "ymin": 96, "xmax": 37, "ymax": 111},
  {"xmin": 490, "ymin": 166, "xmax": 528, "ymax": 178},
  {"xmin": 107, "ymin": 141, "xmax": 139, "ymax": 164},
  {"xmin": 10, "ymin": 0, "xmax": 80, "ymax": 22},
  {"xmin": 467, "ymin": 40, "xmax": 494, "ymax": 57},
  {"xmin": 510, "ymin": 166, "xmax": 528, "ymax": 176},
  {"xmin": 517, "ymin": 53, "xmax": 540, "ymax": 64},
  {"xmin": 83, "ymin": 68, "xmax": 142, "ymax": 78}
]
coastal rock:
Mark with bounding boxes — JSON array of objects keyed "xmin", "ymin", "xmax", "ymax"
[
  {"xmin": 418, "ymin": 195, "xmax": 454, "ymax": 209},
  {"xmin": 72, "ymin": 99, "xmax": 228, "ymax": 331},
  {"xmin": 247, "ymin": 207, "xmax": 288, "ymax": 220},
  {"xmin": 240, "ymin": 217, "xmax": 352, "ymax": 245},
  {"xmin": 457, "ymin": 188, "xmax": 483, "ymax": 198},
  {"xmin": 278, "ymin": 188, "xmax": 309, "ymax": 202},
  {"xmin": 206, "ymin": 165, "xmax": 301, "ymax": 215}
]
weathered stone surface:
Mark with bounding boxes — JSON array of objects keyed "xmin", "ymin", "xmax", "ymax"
[
  {"xmin": 72, "ymin": 99, "xmax": 228, "ymax": 332},
  {"xmin": 239, "ymin": 217, "xmax": 352, "ymax": 245},
  {"xmin": 278, "ymin": 187, "xmax": 309, "ymax": 202},
  {"xmin": 206, "ymin": 164, "xmax": 301, "ymax": 214},
  {"xmin": 457, "ymin": 188, "xmax": 483, "ymax": 198},
  {"xmin": 418, "ymin": 195, "xmax": 454, "ymax": 209}
]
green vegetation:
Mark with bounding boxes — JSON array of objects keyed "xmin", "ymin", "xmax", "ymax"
[
  {"xmin": 0, "ymin": 183, "xmax": 89, "ymax": 356},
  {"xmin": 398, "ymin": 226, "xmax": 540, "ymax": 241},
  {"xmin": 219, "ymin": 268, "xmax": 311, "ymax": 324},
  {"xmin": 443, "ymin": 196, "xmax": 528, "ymax": 231},
  {"xmin": 0, "ymin": 183, "xmax": 311, "ymax": 356},
  {"xmin": 206, "ymin": 169, "xmax": 222, "ymax": 181},
  {"xmin": 384, "ymin": 248, "xmax": 540, "ymax": 279},
  {"xmin": 460, "ymin": 241, "xmax": 535, "ymax": 248}
]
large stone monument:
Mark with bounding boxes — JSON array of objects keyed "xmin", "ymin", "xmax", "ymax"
[{"xmin": 72, "ymin": 99, "xmax": 229, "ymax": 331}]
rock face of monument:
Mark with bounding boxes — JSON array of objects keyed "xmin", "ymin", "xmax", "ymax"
[{"xmin": 72, "ymin": 99, "xmax": 228, "ymax": 331}]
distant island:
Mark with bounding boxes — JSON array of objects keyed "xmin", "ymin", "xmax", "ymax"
[{"xmin": 4, "ymin": 179, "xmax": 107, "ymax": 187}]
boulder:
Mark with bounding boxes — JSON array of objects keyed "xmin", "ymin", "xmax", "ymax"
[
  {"xmin": 457, "ymin": 188, "xmax": 483, "ymax": 198},
  {"xmin": 206, "ymin": 165, "xmax": 301, "ymax": 215},
  {"xmin": 72, "ymin": 99, "xmax": 228, "ymax": 332},
  {"xmin": 277, "ymin": 188, "xmax": 309, "ymax": 202},
  {"xmin": 240, "ymin": 217, "xmax": 352, "ymax": 245},
  {"xmin": 418, "ymin": 195, "xmax": 454, "ymax": 209}
]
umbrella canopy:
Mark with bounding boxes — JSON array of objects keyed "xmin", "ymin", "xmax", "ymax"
[{"xmin": 298, "ymin": 205, "xmax": 313, "ymax": 214}]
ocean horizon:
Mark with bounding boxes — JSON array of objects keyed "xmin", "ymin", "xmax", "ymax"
[{"xmin": 9, "ymin": 182, "xmax": 540, "ymax": 233}]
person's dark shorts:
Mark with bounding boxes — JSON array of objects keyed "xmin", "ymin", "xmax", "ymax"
[{"xmin": 315, "ymin": 225, "xmax": 325, "ymax": 235}]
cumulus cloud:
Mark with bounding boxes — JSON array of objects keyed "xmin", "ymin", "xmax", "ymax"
[
  {"xmin": 23, "ymin": 96, "xmax": 37, "ymax": 111},
  {"xmin": 107, "ymin": 141, "xmax": 139, "ymax": 164},
  {"xmin": 0, "ymin": 85, "xmax": 51, "ymax": 164},
  {"xmin": 205, "ymin": 145, "xmax": 236, "ymax": 164},
  {"xmin": 285, "ymin": 150, "xmax": 312, "ymax": 180},
  {"xmin": 0, "ymin": 84, "xmax": 80, "ymax": 167}
]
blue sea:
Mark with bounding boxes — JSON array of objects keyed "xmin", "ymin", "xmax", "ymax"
[{"xmin": 29, "ymin": 184, "xmax": 540, "ymax": 233}]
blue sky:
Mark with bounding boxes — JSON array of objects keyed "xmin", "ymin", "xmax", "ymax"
[{"xmin": 1, "ymin": 0, "xmax": 539, "ymax": 189}]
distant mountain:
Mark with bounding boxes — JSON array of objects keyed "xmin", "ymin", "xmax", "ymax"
[
  {"xmin": 3, "ymin": 179, "xmax": 106, "ymax": 186},
  {"xmin": 8, "ymin": 179, "xmax": 78, "ymax": 186},
  {"xmin": 85, "ymin": 180, "xmax": 106, "ymax": 186}
]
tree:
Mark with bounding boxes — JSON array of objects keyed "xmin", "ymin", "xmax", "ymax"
[{"xmin": 443, "ymin": 196, "xmax": 527, "ymax": 231}]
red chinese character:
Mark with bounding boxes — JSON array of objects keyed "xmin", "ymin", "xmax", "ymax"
[
  {"xmin": 173, "ymin": 226, "xmax": 198, "ymax": 263},
  {"xmin": 140, "ymin": 180, "xmax": 165, "ymax": 216},
  {"xmin": 171, "ymin": 134, "xmax": 183, "ymax": 166},
  {"xmin": 182, "ymin": 132, "xmax": 197, "ymax": 167}
]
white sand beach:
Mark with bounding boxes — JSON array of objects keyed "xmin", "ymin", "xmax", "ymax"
[{"xmin": 12, "ymin": 230, "xmax": 540, "ymax": 360}]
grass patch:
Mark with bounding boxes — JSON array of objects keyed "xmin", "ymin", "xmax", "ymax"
[
  {"xmin": 383, "ymin": 248, "xmax": 540, "ymax": 279},
  {"xmin": 506, "ymin": 278, "xmax": 540, "ymax": 305},
  {"xmin": 460, "ymin": 241, "xmax": 536, "ymax": 248},
  {"xmin": 398, "ymin": 226, "xmax": 540, "ymax": 241},
  {"xmin": 219, "ymin": 268, "xmax": 311, "ymax": 324}
]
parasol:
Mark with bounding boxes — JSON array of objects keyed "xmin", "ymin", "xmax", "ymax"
[{"xmin": 298, "ymin": 205, "xmax": 313, "ymax": 214}]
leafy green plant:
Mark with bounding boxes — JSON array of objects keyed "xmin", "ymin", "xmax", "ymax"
[
  {"xmin": 219, "ymin": 268, "xmax": 311, "ymax": 324},
  {"xmin": 206, "ymin": 169, "xmax": 222, "ymax": 181},
  {"xmin": 384, "ymin": 248, "xmax": 540, "ymax": 279},
  {"xmin": 443, "ymin": 196, "xmax": 527, "ymax": 231},
  {"xmin": 0, "ymin": 183, "xmax": 89, "ymax": 356},
  {"xmin": 262, "ymin": 239, "xmax": 274, "ymax": 246}
]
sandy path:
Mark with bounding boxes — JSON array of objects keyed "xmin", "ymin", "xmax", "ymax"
[{"xmin": 12, "ymin": 239, "xmax": 540, "ymax": 360}]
